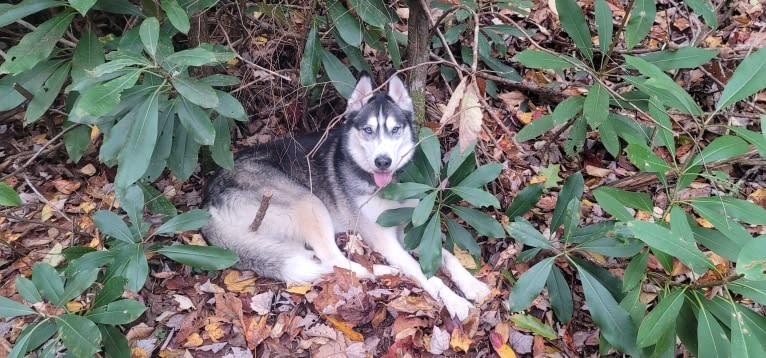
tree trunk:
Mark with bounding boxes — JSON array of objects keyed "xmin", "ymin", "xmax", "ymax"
[{"xmin": 406, "ymin": 0, "xmax": 430, "ymax": 125}]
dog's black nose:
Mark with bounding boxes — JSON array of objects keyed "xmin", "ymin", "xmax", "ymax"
[{"xmin": 375, "ymin": 156, "xmax": 392, "ymax": 170}]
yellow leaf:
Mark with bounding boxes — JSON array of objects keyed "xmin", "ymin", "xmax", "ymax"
[
  {"xmin": 450, "ymin": 327, "xmax": 472, "ymax": 352},
  {"xmin": 696, "ymin": 216, "xmax": 714, "ymax": 228},
  {"xmin": 131, "ymin": 347, "xmax": 150, "ymax": 358},
  {"xmin": 518, "ymin": 112, "xmax": 533, "ymax": 125},
  {"xmin": 41, "ymin": 204, "xmax": 53, "ymax": 222},
  {"xmin": 33, "ymin": 133, "xmax": 48, "ymax": 144},
  {"xmin": 184, "ymin": 333, "xmax": 203, "ymax": 347},
  {"xmin": 254, "ymin": 36, "xmax": 268, "ymax": 46},
  {"xmin": 79, "ymin": 201, "xmax": 96, "ymax": 214},
  {"xmin": 529, "ymin": 175, "xmax": 547, "ymax": 184},
  {"xmin": 458, "ymin": 80, "xmax": 483, "ymax": 152},
  {"xmin": 285, "ymin": 284, "xmax": 312, "ymax": 295},
  {"xmin": 326, "ymin": 316, "xmax": 364, "ymax": 341},
  {"xmin": 205, "ymin": 322, "xmax": 225, "ymax": 342},
  {"xmin": 453, "ymin": 246, "xmax": 477, "ymax": 269},
  {"xmin": 67, "ymin": 301, "xmax": 84, "ymax": 312},
  {"xmin": 223, "ymin": 270, "xmax": 256, "ymax": 293},
  {"xmin": 90, "ymin": 126, "xmax": 101, "ymax": 141}
]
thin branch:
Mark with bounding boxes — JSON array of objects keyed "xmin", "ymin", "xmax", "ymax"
[
  {"xmin": 0, "ymin": 212, "xmax": 94, "ymax": 238},
  {"xmin": 22, "ymin": 174, "xmax": 73, "ymax": 224},
  {"xmin": 249, "ymin": 191, "xmax": 273, "ymax": 232},
  {"xmin": 1, "ymin": 125, "xmax": 74, "ymax": 182},
  {"xmin": 15, "ymin": 20, "xmax": 78, "ymax": 48},
  {"xmin": 604, "ymin": 0, "xmax": 637, "ymax": 64}
]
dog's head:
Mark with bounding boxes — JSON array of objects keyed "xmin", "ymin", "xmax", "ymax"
[{"xmin": 344, "ymin": 74, "xmax": 416, "ymax": 188}]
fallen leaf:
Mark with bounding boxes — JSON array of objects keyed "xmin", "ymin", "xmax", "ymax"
[
  {"xmin": 440, "ymin": 77, "xmax": 468, "ymax": 125},
  {"xmin": 459, "ymin": 80, "xmax": 484, "ymax": 152},
  {"xmin": 585, "ymin": 164, "xmax": 611, "ymax": 178},
  {"xmin": 490, "ymin": 331, "xmax": 518, "ymax": 358},
  {"xmin": 498, "ymin": 91, "xmax": 526, "ymax": 110},
  {"xmin": 41, "ymin": 204, "xmax": 53, "ymax": 222},
  {"xmin": 326, "ymin": 316, "xmax": 364, "ymax": 341},
  {"xmin": 131, "ymin": 347, "xmax": 150, "ymax": 358},
  {"xmin": 79, "ymin": 163, "xmax": 97, "ymax": 176},
  {"xmin": 450, "ymin": 324, "xmax": 472, "ymax": 352},
  {"xmin": 748, "ymin": 188, "xmax": 766, "ymax": 208},
  {"xmin": 429, "ymin": 326, "xmax": 450, "ymax": 354},
  {"xmin": 388, "ymin": 295, "xmax": 437, "ymax": 314},
  {"xmin": 224, "ymin": 270, "xmax": 256, "ymax": 293},
  {"xmin": 286, "ymin": 284, "xmax": 312, "ymax": 295},
  {"xmin": 53, "ymin": 179, "xmax": 81, "ymax": 194},
  {"xmin": 510, "ymin": 314, "xmax": 556, "ymax": 339},
  {"xmin": 245, "ymin": 315, "xmax": 270, "ymax": 349},
  {"xmin": 205, "ymin": 322, "xmax": 225, "ymax": 342},
  {"xmin": 173, "ymin": 294, "xmax": 195, "ymax": 311},
  {"xmin": 453, "ymin": 246, "xmax": 477, "ymax": 269},
  {"xmin": 249, "ymin": 291, "xmax": 274, "ymax": 315},
  {"xmin": 66, "ymin": 301, "xmax": 84, "ymax": 312},
  {"xmin": 184, "ymin": 333, "xmax": 203, "ymax": 347},
  {"xmin": 517, "ymin": 112, "xmax": 533, "ymax": 125}
]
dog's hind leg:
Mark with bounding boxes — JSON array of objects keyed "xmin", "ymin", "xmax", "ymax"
[{"xmin": 291, "ymin": 194, "xmax": 373, "ymax": 279}]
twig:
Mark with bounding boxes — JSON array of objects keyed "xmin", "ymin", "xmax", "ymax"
[
  {"xmin": 249, "ymin": 191, "xmax": 273, "ymax": 232},
  {"xmin": 217, "ymin": 22, "xmax": 292, "ymax": 82},
  {"xmin": 603, "ymin": 0, "xmax": 637, "ymax": 64},
  {"xmin": 15, "ymin": 19, "xmax": 78, "ymax": 48},
  {"xmin": 22, "ymin": 174, "xmax": 73, "ymax": 224},
  {"xmin": 13, "ymin": 83, "xmax": 34, "ymax": 101},
  {"xmin": 0, "ymin": 212, "xmax": 93, "ymax": 238},
  {"xmin": 1, "ymin": 125, "xmax": 73, "ymax": 182}
]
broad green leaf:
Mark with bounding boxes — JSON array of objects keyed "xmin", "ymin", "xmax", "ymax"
[
  {"xmin": 636, "ymin": 289, "xmax": 686, "ymax": 347},
  {"xmin": 412, "ymin": 191, "xmax": 437, "ymax": 227},
  {"xmin": 31, "ymin": 262, "xmax": 63, "ymax": 304},
  {"xmin": 93, "ymin": 210, "xmax": 135, "ymax": 243},
  {"xmin": 86, "ymin": 299, "xmax": 146, "ymax": 324},
  {"xmin": 0, "ymin": 11, "xmax": 75, "ymax": 75},
  {"xmin": 599, "ymin": 120, "xmax": 620, "ymax": 157},
  {"xmin": 161, "ymin": 0, "xmax": 190, "ymax": 33},
  {"xmin": 15, "ymin": 277, "xmax": 42, "ymax": 304},
  {"xmin": 452, "ymin": 206, "xmax": 505, "ymax": 238},
  {"xmin": 649, "ymin": 96, "xmax": 675, "ymax": 158},
  {"xmin": 564, "ymin": 117, "xmax": 587, "ymax": 156},
  {"xmin": 551, "ymin": 96, "xmax": 584, "ymax": 126},
  {"xmin": 348, "ymin": 0, "xmax": 392, "ymax": 28},
  {"xmin": 450, "ymin": 187, "xmax": 500, "ymax": 208},
  {"xmin": 0, "ymin": 297, "xmax": 34, "ymax": 318},
  {"xmin": 594, "ymin": 0, "xmax": 612, "ymax": 54},
  {"xmin": 692, "ymin": 224, "xmax": 740, "ymax": 261},
  {"xmin": 69, "ymin": 0, "xmax": 97, "ymax": 15},
  {"xmin": 697, "ymin": 305, "xmax": 730, "ymax": 358},
  {"xmin": 689, "ymin": 198, "xmax": 752, "ymax": 249},
  {"xmin": 70, "ymin": 27, "xmax": 104, "ymax": 84},
  {"xmin": 687, "ymin": 135, "xmax": 749, "ymax": 169},
  {"xmin": 729, "ymin": 126, "xmax": 766, "ymax": 158},
  {"xmin": 691, "ymin": 196, "xmax": 766, "ymax": 225},
  {"xmin": 445, "ymin": 217, "xmax": 480, "ymax": 256},
  {"xmin": 508, "ymin": 256, "xmax": 555, "ymax": 311},
  {"xmin": 99, "ymin": 324, "xmax": 130, "ymax": 358},
  {"xmin": 627, "ymin": 221, "xmax": 712, "ymax": 274},
  {"xmin": 214, "ymin": 90, "xmax": 247, "ymax": 120},
  {"xmin": 57, "ymin": 267, "xmax": 98, "ymax": 306},
  {"xmin": 683, "ymin": 0, "xmax": 717, "ymax": 28},
  {"xmin": 115, "ymin": 90, "xmax": 160, "ymax": 188},
  {"xmin": 70, "ymin": 69, "xmax": 141, "ymax": 119},
  {"xmin": 299, "ymin": 24, "xmax": 320, "ymax": 86},
  {"xmin": 200, "ymin": 74, "xmax": 240, "ymax": 87},
  {"xmin": 419, "ymin": 127, "xmax": 441, "ymax": 174},
  {"xmin": 177, "ymin": 98, "xmax": 215, "ymax": 145},
  {"xmin": 555, "ymin": 0, "xmax": 592, "ymax": 61},
  {"xmin": 320, "ymin": 48, "xmax": 355, "ymax": 99},
  {"xmin": 446, "ymin": 142, "xmax": 475, "ymax": 179},
  {"xmin": 0, "ymin": 0, "xmax": 62, "ymax": 27},
  {"xmin": 547, "ymin": 266, "xmax": 573, "ymax": 323},
  {"xmin": 455, "ymin": 163, "xmax": 502, "ymax": 188},
  {"xmin": 64, "ymin": 250, "xmax": 113, "ymax": 280},
  {"xmin": 583, "ymin": 83, "xmax": 609, "ymax": 128},
  {"xmin": 0, "ymin": 183, "xmax": 22, "ymax": 206},
  {"xmin": 622, "ymin": 250, "xmax": 647, "ymax": 292},
  {"xmin": 624, "ymin": 56, "xmax": 703, "ymax": 115},
  {"xmin": 551, "ymin": 172, "xmax": 584, "ymax": 230},
  {"xmin": 62, "ymin": 123, "xmax": 91, "ymax": 163},
  {"xmin": 154, "ymin": 209, "xmax": 211, "ymax": 235},
  {"xmin": 625, "ymin": 0, "xmax": 656, "ymax": 49},
  {"xmin": 731, "ymin": 305, "xmax": 766, "ymax": 358},
  {"xmin": 510, "ymin": 313, "xmax": 557, "ymax": 339},
  {"xmin": 139, "ymin": 17, "xmax": 159, "ymax": 57},
  {"xmin": 92, "ymin": 276, "xmax": 127, "ymax": 308},
  {"xmin": 328, "ymin": 0, "xmax": 362, "ymax": 47},
  {"xmin": 593, "ymin": 186, "xmax": 653, "ymax": 222},
  {"xmin": 167, "ymin": 121, "xmax": 201, "ymax": 181},
  {"xmin": 574, "ymin": 261, "xmax": 639, "ymax": 355},
  {"xmin": 56, "ymin": 314, "xmax": 101, "ymax": 357},
  {"xmin": 376, "ymin": 207, "xmax": 414, "ymax": 227},
  {"xmin": 211, "ymin": 117, "xmax": 234, "ymax": 169},
  {"xmin": 156, "ymin": 245, "xmax": 239, "ymax": 270},
  {"xmin": 172, "ymin": 76, "xmax": 219, "ymax": 108},
  {"xmin": 514, "ymin": 50, "xmax": 575, "ymax": 70},
  {"xmin": 403, "ymin": 220, "xmax": 426, "ymax": 250},
  {"xmin": 561, "ymin": 198, "xmax": 581, "ymax": 242},
  {"xmin": 381, "ymin": 182, "xmax": 433, "ymax": 200},
  {"xmin": 505, "ymin": 183, "xmax": 542, "ymax": 219},
  {"xmin": 638, "ymin": 48, "xmax": 718, "ymax": 71},
  {"xmin": 516, "ymin": 115, "xmax": 555, "ymax": 142},
  {"xmin": 7, "ymin": 319, "xmax": 57, "ymax": 358},
  {"xmin": 386, "ymin": 25, "xmax": 401, "ymax": 69},
  {"xmin": 730, "ymin": 279, "xmax": 766, "ymax": 306},
  {"xmin": 736, "ymin": 236, "xmax": 766, "ymax": 281},
  {"xmin": 164, "ymin": 47, "xmax": 219, "ymax": 67},
  {"xmin": 716, "ymin": 49, "xmax": 766, "ymax": 110},
  {"xmin": 418, "ymin": 214, "xmax": 442, "ymax": 277},
  {"xmin": 119, "ymin": 184, "xmax": 145, "ymax": 230},
  {"xmin": 625, "ymin": 143, "xmax": 672, "ymax": 173},
  {"xmin": 506, "ymin": 220, "xmax": 554, "ymax": 249},
  {"xmin": 25, "ymin": 61, "xmax": 70, "ymax": 125},
  {"xmin": 480, "ymin": 53, "xmax": 522, "ymax": 81}
]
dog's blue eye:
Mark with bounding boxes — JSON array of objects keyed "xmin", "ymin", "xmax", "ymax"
[
  {"xmin": 363, "ymin": 127, "xmax": 373, "ymax": 134},
  {"xmin": 391, "ymin": 126, "xmax": 400, "ymax": 134}
]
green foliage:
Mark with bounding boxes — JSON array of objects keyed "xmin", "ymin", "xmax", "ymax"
[
  {"xmin": 1, "ymin": 0, "xmax": 244, "ymax": 189},
  {"xmin": 378, "ymin": 128, "xmax": 503, "ymax": 276},
  {"xmin": 4, "ymin": 185, "xmax": 236, "ymax": 356}
]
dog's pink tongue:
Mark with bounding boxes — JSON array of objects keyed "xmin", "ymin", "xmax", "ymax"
[{"xmin": 373, "ymin": 171, "xmax": 393, "ymax": 187}]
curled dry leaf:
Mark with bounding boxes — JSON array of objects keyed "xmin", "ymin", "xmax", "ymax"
[
  {"xmin": 459, "ymin": 80, "xmax": 483, "ymax": 153},
  {"xmin": 428, "ymin": 326, "xmax": 451, "ymax": 354},
  {"xmin": 450, "ymin": 324, "xmax": 472, "ymax": 352},
  {"xmin": 224, "ymin": 270, "xmax": 256, "ymax": 293},
  {"xmin": 440, "ymin": 77, "xmax": 468, "ymax": 126}
]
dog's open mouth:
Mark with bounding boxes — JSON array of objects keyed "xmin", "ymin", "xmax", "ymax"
[{"xmin": 373, "ymin": 171, "xmax": 394, "ymax": 187}]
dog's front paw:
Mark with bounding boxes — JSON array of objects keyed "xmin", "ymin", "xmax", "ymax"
[
  {"xmin": 460, "ymin": 278, "xmax": 492, "ymax": 303},
  {"xmin": 439, "ymin": 287, "xmax": 472, "ymax": 321}
]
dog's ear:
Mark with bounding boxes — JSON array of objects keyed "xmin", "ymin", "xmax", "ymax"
[
  {"xmin": 387, "ymin": 76, "xmax": 413, "ymax": 113},
  {"xmin": 346, "ymin": 74, "xmax": 374, "ymax": 114}
]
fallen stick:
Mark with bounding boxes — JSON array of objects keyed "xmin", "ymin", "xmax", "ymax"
[{"xmin": 249, "ymin": 190, "xmax": 273, "ymax": 232}]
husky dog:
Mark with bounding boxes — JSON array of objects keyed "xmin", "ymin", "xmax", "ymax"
[{"xmin": 202, "ymin": 75, "xmax": 491, "ymax": 319}]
